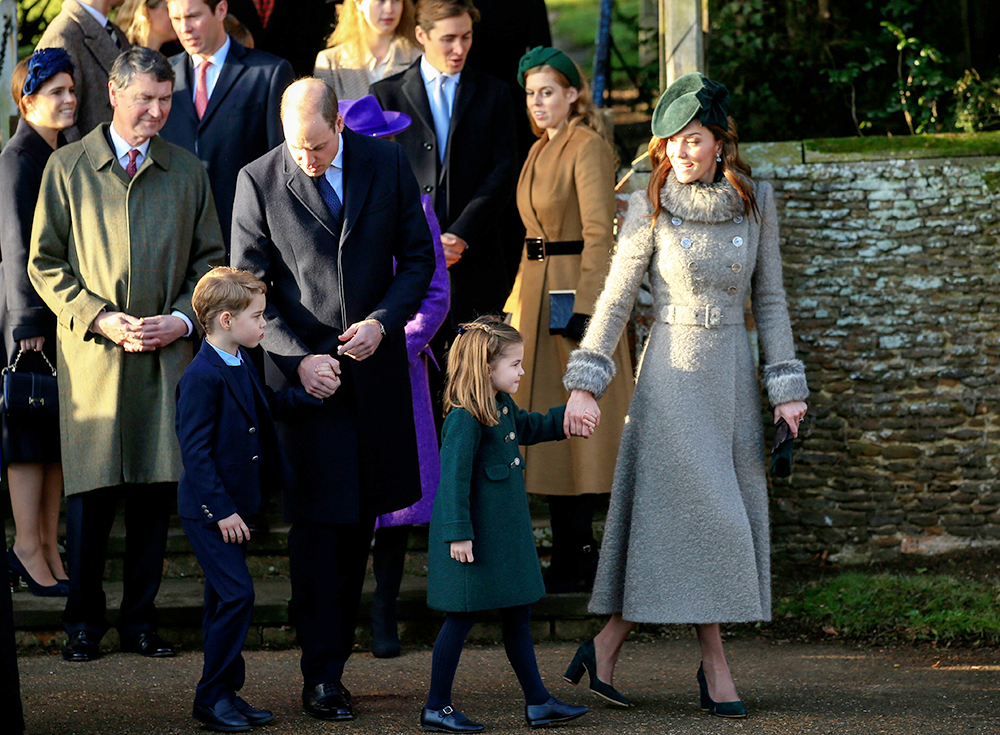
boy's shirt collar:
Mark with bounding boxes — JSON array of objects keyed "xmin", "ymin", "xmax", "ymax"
[{"xmin": 206, "ymin": 339, "xmax": 244, "ymax": 367}]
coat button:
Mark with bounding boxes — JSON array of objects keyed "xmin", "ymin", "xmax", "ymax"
[
  {"xmin": 733, "ymin": 215, "xmax": 744, "ymax": 224},
  {"xmin": 201, "ymin": 505, "xmax": 207, "ymax": 510},
  {"xmin": 511, "ymin": 457, "xmax": 521, "ymax": 467},
  {"xmin": 731, "ymin": 263, "xmax": 742, "ymax": 273},
  {"xmin": 733, "ymin": 236, "xmax": 744, "ymax": 247},
  {"xmin": 727, "ymin": 286, "xmax": 738, "ymax": 295},
  {"xmin": 251, "ymin": 455, "xmax": 259, "ymax": 462},
  {"xmin": 502, "ymin": 406, "xmax": 509, "ymax": 415},
  {"xmin": 688, "ymin": 262, "xmax": 698, "ymax": 271},
  {"xmin": 423, "ymin": 185, "xmax": 433, "ymax": 193},
  {"xmin": 671, "ymin": 217, "xmax": 682, "ymax": 226},
  {"xmin": 207, "ymin": 512, "xmax": 213, "ymax": 519},
  {"xmin": 509, "ymin": 431, "xmax": 516, "ymax": 440},
  {"xmin": 424, "ymin": 142, "xmax": 433, "ymax": 150},
  {"xmin": 248, "ymin": 427, "xmax": 256, "ymax": 434},
  {"xmin": 680, "ymin": 238, "xmax": 693, "ymax": 249}
]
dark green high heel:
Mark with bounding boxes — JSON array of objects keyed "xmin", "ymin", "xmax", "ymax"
[
  {"xmin": 697, "ymin": 663, "xmax": 747, "ymax": 718},
  {"xmin": 563, "ymin": 638, "xmax": 630, "ymax": 708}
]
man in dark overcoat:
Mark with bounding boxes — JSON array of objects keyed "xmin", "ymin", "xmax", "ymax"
[
  {"xmin": 159, "ymin": 0, "xmax": 294, "ymax": 252},
  {"xmin": 370, "ymin": 0, "xmax": 518, "ymax": 328},
  {"xmin": 28, "ymin": 47, "xmax": 225, "ymax": 662},
  {"xmin": 226, "ymin": 0, "xmax": 335, "ymax": 76},
  {"xmin": 230, "ymin": 77, "xmax": 434, "ymax": 722}
]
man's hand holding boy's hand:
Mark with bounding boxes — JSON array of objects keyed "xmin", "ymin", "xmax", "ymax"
[
  {"xmin": 298, "ymin": 354, "xmax": 341, "ymax": 399},
  {"xmin": 450, "ymin": 540, "xmax": 474, "ymax": 563},
  {"xmin": 218, "ymin": 513, "xmax": 250, "ymax": 543}
]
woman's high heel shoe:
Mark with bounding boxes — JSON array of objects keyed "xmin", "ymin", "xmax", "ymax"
[
  {"xmin": 563, "ymin": 637, "xmax": 630, "ymax": 707},
  {"xmin": 697, "ymin": 663, "xmax": 747, "ymax": 718},
  {"xmin": 8, "ymin": 547, "xmax": 69, "ymax": 597}
]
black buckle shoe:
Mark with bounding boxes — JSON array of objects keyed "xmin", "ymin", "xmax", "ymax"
[
  {"xmin": 193, "ymin": 699, "xmax": 252, "ymax": 733},
  {"xmin": 420, "ymin": 705, "xmax": 484, "ymax": 733},
  {"xmin": 232, "ymin": 696, "xmax": 275, "ymax": 725},
  {"xmin": 120, "ymin": 631, "xmax": 176, "ymax": 658},
  {"xmin": 62, "ymin": 630, "xmax": 101, "ymax": 662},
  {"xmin": 303, "ymin": 682, "xmax": 354, "ymax": 721}
]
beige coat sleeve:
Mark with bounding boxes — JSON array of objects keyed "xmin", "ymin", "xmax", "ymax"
[{"xmin": 571, "ymin": 133, "xmax": 616, "ymax": 316}]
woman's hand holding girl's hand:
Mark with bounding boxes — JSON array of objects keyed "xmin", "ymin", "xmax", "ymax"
[
  {"xmin": 775, "ymin": 401, "xmax": 808, "ymax": 437},
  {"xmin": 565, "ymin": 389, "xmax": 601, "ymax": 438},
  {"xmin": 450, "ymin": 540, "xmax": 474, "ymax": 563}
]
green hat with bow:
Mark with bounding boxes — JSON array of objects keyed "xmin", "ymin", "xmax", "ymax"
[
  {"xmin": 517, "ymin": 46, "xmax": 581, "ymax": 89},
  {"xmin": 651, "ymin": 72, "xmax": 730, "ymax": 138}
]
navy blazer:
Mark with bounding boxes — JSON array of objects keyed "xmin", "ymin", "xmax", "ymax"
[
  {"xmin": 175, "ymin": 339, "xmax": 319, "ymax": 525},
  {"xmin": 160, "ymin": 40, "xmax": 294, "ymax": 252}
]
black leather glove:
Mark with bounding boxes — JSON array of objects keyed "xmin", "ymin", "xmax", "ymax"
[{"xmin": 563, "ymin": 313, "xmax": 590, "ymax": 342}]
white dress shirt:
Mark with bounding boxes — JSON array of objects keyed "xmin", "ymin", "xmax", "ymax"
[
  {"xmin": 191, "ymin": 35, "xmax": 232, "ymax": 104},
  {"xmin": 78, "ymin": 2, "xmax": 109, "ymax": 26},
  {"xmin": 323, "ymin": 132, "xmax": 345, "ymax": 203},
  {"xmin": 107, "ymin": 124, "xmax": 194, "ymax": 337},
  {"xmin": 206, "ymin": 340, "xmax": 244, "ymax": 366}
]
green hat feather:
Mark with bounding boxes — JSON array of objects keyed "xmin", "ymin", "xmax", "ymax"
[
  {"xmin": 517, "ymin": 46, "xmax": 581, "ymax": 89},
  {"xmin": 651, "ymin": 72, "xmax": 730, "ymax": 138}
]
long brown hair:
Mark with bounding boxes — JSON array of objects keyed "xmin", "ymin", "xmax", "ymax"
[
  {"xmin": 327, "ymin": 0, "xmax": 418, "ymax": 67},
  {"xmin": 646, "ymin": 117, "xmax": 759, "ymax": 224},
  {"xmin": 444, "ymin": 316, "xmax": 523, "ymax": 427}
]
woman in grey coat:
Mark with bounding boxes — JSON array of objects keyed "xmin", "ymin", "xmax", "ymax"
[{"xmin": 561, "ymin": 73, "xmax": 808, "ymax": 718}]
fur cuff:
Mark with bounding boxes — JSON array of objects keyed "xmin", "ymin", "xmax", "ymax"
[
  {"xmin": 762, "ymin": 359, "xmax": 809, "ymax": 406},
  {"xmin": 563, "ymin": 348, "xmax": 617, "ymax": 399}
]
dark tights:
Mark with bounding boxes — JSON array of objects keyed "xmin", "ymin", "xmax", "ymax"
[{"xmin": 425, "ymin": 604, "xmax": 549, "ymax": 709}]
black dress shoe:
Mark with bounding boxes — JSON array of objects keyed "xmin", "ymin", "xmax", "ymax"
[
  {"xmin": 62, "ymin": 631, "xmax": 101, "ymax": 662},
  {"xmin": 232, "ymin": 696, "xmax": 275, "ymax": 725},
  {"xmin": 120, "ymin": 631, "xmax": 176, "ymax": 658},
  {"xmin": 303, "ymin": 682, "xmax": 354, "ymax": 721},
  {"xmin": 193, "ymin": 699, "xmax": 251, "ymax": 733},
  {"xmin": 420, "ymin": 705, "xmax": 484, "ymax": 733},
  {"xmin": 525, "ymin": 696, "xmax": 588, "ymax": 727}
]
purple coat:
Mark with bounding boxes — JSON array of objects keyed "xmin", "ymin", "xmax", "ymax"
[{"xmin": 375, "ymin": 195, "xmax": 450, "ymax": 528}]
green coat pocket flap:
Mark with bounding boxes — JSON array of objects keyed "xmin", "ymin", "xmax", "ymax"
[{"xmin": 484, "ymin": 464, "xmax": 511, "ymax": 481}]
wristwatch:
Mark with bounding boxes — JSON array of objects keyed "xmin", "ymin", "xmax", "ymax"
[{"xmin": 368, "ymin": 319, "xmax": 386, "ymax": 337}]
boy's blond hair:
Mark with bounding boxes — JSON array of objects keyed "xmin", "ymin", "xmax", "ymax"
[
  {"xmin": 192, "ymin": 267, "xmax": 267, "ymax": 334},
  {"xmin": 444, "ymin": 315, "xmax": 523, "ymax": 426}
]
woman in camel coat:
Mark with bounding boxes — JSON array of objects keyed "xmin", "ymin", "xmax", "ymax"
[{"xmin": 504, "ymin": 48, "xmax": 633, "ymax": 592}]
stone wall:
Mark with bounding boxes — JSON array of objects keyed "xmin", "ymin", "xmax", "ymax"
[{"xmin": 616, "ymin": 132, "xmax": 1000, "ymax": 562}]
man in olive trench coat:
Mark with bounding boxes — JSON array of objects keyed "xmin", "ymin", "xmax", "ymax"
[{"xmin": 29, "ymin": 48, "xmax": 225, "ymax": 662}]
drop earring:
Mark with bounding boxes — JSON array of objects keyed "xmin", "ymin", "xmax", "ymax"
[{"xmin": 716, "ymin": 154, "xmax": 722, "ymax": 163}]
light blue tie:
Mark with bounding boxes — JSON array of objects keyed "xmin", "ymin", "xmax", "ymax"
[{"xmin": 431, "ymin": 75, "xmax": 451, "ymax": 163}]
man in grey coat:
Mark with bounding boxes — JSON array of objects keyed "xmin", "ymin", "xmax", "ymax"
[{"xmin": 36, "ymin": 0, "xmax": 131, "ymax": 140}]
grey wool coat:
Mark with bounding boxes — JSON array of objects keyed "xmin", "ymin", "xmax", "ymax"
[
  {"xmin": 427, "ymin": 394, "xmax": 566, "ymax": 613},
  {"xmin": 563, "ymin": 171, "xmax": 808, "ymax": 624}
]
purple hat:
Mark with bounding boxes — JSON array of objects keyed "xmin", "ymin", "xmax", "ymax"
[{"xmin": 339, "ymin": 95, "xmax": 412, "ymax": 138}]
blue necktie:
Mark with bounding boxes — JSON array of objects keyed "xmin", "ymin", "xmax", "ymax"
[
  {"xmin": 316, "ymin": 174, "xmax": 343, "ymax": 225},
  {"xmin": 431, "ymin": 75, "xmax": 451, "ymax": 163}
]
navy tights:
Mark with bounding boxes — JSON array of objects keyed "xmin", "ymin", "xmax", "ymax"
[{"xmin": 425, "ymin": 604, "xmax": 549, "ymax": 709}]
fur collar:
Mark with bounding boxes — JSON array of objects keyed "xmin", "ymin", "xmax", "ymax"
[{"xmin": 660, "ymin": 169, "xmax": 749, "ymax": 223}]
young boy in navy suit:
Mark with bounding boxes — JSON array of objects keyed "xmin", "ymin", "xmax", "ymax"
[{"xmin": 176, "ymin": 267, "xmax": 326, "ymax": 732}]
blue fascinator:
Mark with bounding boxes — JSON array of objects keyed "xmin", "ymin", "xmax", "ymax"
[{"xmin": 22, "ymin": 48, "xmax": 75, "ymax": 98}]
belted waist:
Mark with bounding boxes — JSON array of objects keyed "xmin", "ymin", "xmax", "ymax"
[
  {"xmin": 525, "ymin": 238, "xmax": 584, "ymax": 261},
  {"xmin": 661, "ymin": 304, "xmax": 745, "ymax": 329}
]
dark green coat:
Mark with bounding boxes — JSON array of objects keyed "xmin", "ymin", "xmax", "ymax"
[{"xmin": 428, "ymin": 393, "xmax": 566, "ymax": 613}]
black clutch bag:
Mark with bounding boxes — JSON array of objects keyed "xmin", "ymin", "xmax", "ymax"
[
  {"xmin": 549, "ymin": 290, "xmax": 575, "ymax": 335},
  {"xmin": 770, "ymin": 418, "xmax": 794, "ymax": 478},
  {"xmin": 1, "ymin": 350, "xmax": 59, "ymax": 417}
]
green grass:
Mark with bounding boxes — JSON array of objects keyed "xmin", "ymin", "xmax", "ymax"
[
  {"xmin": 805, "ymin": 130, "xmax": 1000, "ymax": 160},
  {"xmin": 775, "ymin": 572, "xmax": 1000, "ymax": 647}
]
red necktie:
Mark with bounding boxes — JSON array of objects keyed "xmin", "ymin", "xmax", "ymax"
[
  {"xmin": 126, "ymin": 149, "xmax": 139, "ymax": 179},
  {"xmin": 252, "ymin": 0, "xmax": 275, "ymax": 29},
  {"xmin": 195, "ymin": 60, "xmax": 212, "ymax": 119}
]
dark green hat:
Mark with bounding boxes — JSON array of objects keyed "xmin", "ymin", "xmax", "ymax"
[
  {"xmin": 517, "ymin": 46, "xmax": 581, "ymax": 89},
  {"xmin": 651, "ymin": 72, "xmax": 730, "ymax": 138}
]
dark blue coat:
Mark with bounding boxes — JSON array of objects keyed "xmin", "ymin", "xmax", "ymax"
[{"xmin": 175, "ymin": 338, "xmax": 319, "ymax": 526}]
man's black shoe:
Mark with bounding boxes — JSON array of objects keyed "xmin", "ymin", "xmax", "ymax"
[
  {"xmin": 303, "ymin": 682, "xmax": 354, "ymax": 721},
  {"xmin": 62, "ymin": 631, "xmax": 101, "ymax": 662},
  {"xmin": 193, "ymin": 700, "xmax": 251, "ymax": 733},
  {"xmin": 120, "ymin": 630, "xmax": 177, "ymax": 658},
  {"xmin": 232, "ymin": 696, "xmax": 275, "ymax": 725}
]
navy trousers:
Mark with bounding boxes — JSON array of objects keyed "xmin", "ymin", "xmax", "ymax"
[
  {"xmin": 182, "ymin": 518, "xmax": 256, "ymax": 708},
  {"xmin": 62, "ymin": 483, "xmax": 173, "ymax": 638}
]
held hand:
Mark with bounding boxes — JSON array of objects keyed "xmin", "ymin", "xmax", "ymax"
[
  {"xmin": 564, "ymin": 389, "xmax": 601, "ymax": 438},
  {"xmin": 450, "ymin": 540, "xmax": 474, "ymax": 563},
  {"xmin": 337, "ymin": 320, "xmax": 383, "ymax": 361},
  {"xmin": 218, "ymin": 512, "xmax": 250, "ymax": 544},
  {"xmin": 91, "ymin": 311, "xmax": 144, "ymax": 350},
  {"xmin": 298, "ymin": 354, "xmax": 341, "ymax": 399},
  {"xmin": 775, "ymin": 401, "xmax": 808, "ymax": 437},
  {"xmin": 132, "ymin": 315, "xmax": 188, "ymax": 351},
  {"xmin": 441, "ymin": 233, "xmax": 468, "ymax": 267},
  {"xmin": 19, "ymin": 336, "xmax": 45, "ymax": 352}
]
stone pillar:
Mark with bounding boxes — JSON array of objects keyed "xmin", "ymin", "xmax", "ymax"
[
  {"xmin": 659, "ymin": 0, "xmax": 706, "ymax": 92},
  {"xmin": 0, "ymin": 0, "xmax": 16, "ymax": 145}
]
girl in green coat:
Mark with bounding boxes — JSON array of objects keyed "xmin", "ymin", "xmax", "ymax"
[{"xmin": 421, "ymin": 317, "xmax": 593, "ymax": 733}]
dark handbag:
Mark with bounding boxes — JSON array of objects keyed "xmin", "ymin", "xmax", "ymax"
[
  {"xmin": 770, "ymin": 417, "xmax": 794, "ymax": 478},
  {"xmin": 1, "ymin": 349, "xmax": 59, "ymax": 417},
  {"xmin": 549, "ymin": 290, "xmax": 575, "ymax": 335}
]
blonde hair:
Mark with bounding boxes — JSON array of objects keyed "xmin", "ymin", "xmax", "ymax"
[
  {"xmin": 522, "ymin": 63, "xmax": 612, "ymax": 150},
  {"xmin": 327, "ymin": 0, "xmax": 418, "ymax": 68},
  {"xmin": 444, "ymin": 316, "xmax": 523, "ymax": 427},
  {"xmin": 116, "ymin": 0, "xmax": 165, "ymax": 47},
  {"xmin": 192, "ymin": 267, "xmax": 267, "ymax": 333}
]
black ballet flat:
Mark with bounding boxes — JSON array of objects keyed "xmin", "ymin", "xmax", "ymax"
[
  {"xmin": 697, "ymin": 663, "xmax": 747, "ymax": 718},
  {"xmin": 563, "ymin": 637, "xmax": 630, "ymax": 707}
]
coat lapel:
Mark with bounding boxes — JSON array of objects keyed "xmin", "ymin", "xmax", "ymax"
[
  {"xmin": 69, "ymin": 0, "xmax": 121, "ymax": 73},
  {"xmin": 200, "ymin": 341, "xmax": 256, "ymax": 421},
  {"xmin": 82, "ymin": 125, "xmax": 130, "ymax": 186},
  {"xmin": 283, "ymin": 146, "xmax": 342, "ymax": 238},
  {"xmin": 400, "ymin": 62, "xmax": 436, "ymax": 139},
  {"xmin": 170, "ymin": 54, "xmax": 200, "ymax": 127},
  {"xmin": 339, "ymin": 130, "xmax": 373, "ymax": 245},
  {"xmin": 200, "ymin": 42, "xmax": 248, "ymax": 128}
]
